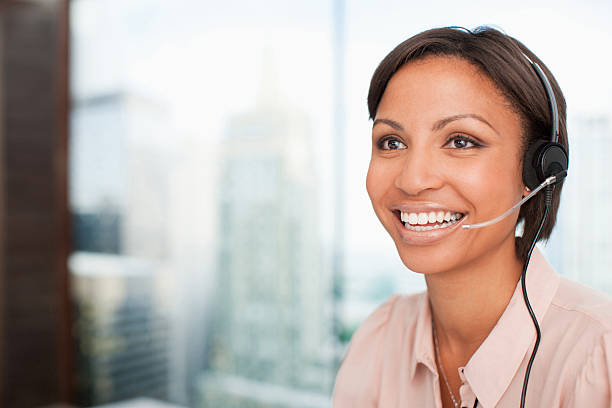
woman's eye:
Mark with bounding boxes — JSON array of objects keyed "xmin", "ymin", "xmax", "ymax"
[
  {"xmin": 379, "ymin": 138, "xmax": 407, "ymax": 150},
  {"xmin": 446, "ymin": 135, "xmax": 480, "ymax": 149}
]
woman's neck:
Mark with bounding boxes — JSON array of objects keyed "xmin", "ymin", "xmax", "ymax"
[{"xmin": 425, "ymin": 236, "xmax": 524, "ymax": 359}]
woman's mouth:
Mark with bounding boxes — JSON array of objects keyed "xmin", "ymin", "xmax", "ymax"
[
  {"xmin": 389, "ymin": 207, "xmax": 468, "ymax": 244},
  {"xmin": 396, "ymin": 210, "xmax": 466, "ymax": 231}
]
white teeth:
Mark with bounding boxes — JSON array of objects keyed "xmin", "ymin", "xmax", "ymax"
[
  {"xmin": 400, "ymin": 211, "xmax": 464, "ymax": 225},
  {"xmin": 417, "ymin": 213, "xmax": 428, "ymax": 225},
  {"xmin": 404, "ymin": 220, "xmax": 457, "ymax": 231},
  {"xmin": 428, "ymin": 212, "xmax": 436, "ymax": 223},
  {"xmin": 400, "ymin": 210, "xmax": 466, "ymax": 231},
  {"xmin": 408, "ymin": 213, "xmax": 418, "ymax": 224}
]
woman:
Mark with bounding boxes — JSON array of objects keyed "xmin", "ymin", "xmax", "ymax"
[{"xmin": 332, "ymin": 26, "xmax": 612, "ymax": 407}]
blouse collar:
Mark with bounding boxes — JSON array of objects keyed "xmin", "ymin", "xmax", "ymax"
[{"xmin": 408, "ymin": 247, "xmax": 561, "ymax": 407}]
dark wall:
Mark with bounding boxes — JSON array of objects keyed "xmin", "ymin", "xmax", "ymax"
[{"xmin": 0, "ymin": 1, "xmax": 71, "ymax": 407}]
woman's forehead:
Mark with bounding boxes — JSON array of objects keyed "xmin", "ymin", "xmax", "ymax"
[{"xmin": 377, "ymin": 56, "xmax": 518, "ymax": 129}]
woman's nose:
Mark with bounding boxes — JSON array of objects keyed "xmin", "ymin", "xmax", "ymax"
[{"xmin": 394, "ymin": 149, "xmax": 444, "ymax": 196}]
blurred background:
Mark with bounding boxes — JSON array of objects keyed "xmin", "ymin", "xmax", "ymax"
[{"xmin": 1, "ymin": 0, "xmax": 611, "ymax": 407}]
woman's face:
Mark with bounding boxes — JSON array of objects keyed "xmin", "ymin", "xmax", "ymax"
[{"xmin": 366, "ymin": 56, "xmax": 526, "ymax": 274}]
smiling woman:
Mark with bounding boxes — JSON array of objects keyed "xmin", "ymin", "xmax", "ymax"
[
  {"xmin": 369, "ymin": 55, "xmax": 524, "ymax": 266},
  {"xmin": 332, "ymin": 26, "xmax": 612, "ymax": 408}
]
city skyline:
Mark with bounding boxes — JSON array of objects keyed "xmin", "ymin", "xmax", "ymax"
[{"xmin": 68, "ymin": 1, "xmax": 612, "ymax": 406}]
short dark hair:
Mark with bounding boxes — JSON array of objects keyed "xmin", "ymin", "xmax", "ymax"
[{"xmin": 367, "ymin": 26, "xmax": 568, "ymax": 262}]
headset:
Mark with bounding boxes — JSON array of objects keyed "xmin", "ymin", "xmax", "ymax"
[
  {"xmin": 521, "ymin": 54, "xmax": 569, "ymax": 193},
  {"xmin": 465, "ymin": 52, "xmax": 569, "ymax": 408},
  {"xmin": 516, "ymin": 52, "xmax": 568, "ymax": 408}
]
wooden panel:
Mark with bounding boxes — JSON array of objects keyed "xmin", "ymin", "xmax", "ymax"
[{"xmin": 0, "ymin": 1, "xmax": 71, "ymax": 406}]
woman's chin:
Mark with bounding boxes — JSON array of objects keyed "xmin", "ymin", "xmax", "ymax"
[
  {"xmin": 393, "ymin": 241, "xmax": 472, "ymax": 275},
  {"xmin": 398, "ymin": 256, "xmax": 453, "ymax": 276}
]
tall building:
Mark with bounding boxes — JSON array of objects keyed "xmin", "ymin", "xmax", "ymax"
[
  {"xmin": 70, "ymin": 253, "xmax": 172, "ymax": 405},
  {"xmin": 547, "ymin": 115, "xmax": 612, "ymax": 295},
  {"xmin": 199, "ymin": 62, "xmax": 334, "ymax": 407},
  {"xmin": 69, "ymin": 92, "xmax": 177, "ymax": 405},
  {"xmin": 70, "ymin": 92, "xmax": 173, "ymax": 258},
  {"xmin": 70, "ymin": 4, "xmax": 222, "ymax": 399}
]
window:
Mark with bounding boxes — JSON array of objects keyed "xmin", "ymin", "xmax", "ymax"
[{"xmin": 69, "ymin": 1, "xmax": 612, "ymax": 406}]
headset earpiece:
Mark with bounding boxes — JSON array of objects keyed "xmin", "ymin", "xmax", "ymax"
[
  {"xmin": 520, "ymin": 54, "xmax": 569, "ymax": 193},
  {"xmin": 522, "ymin": 139, "xmax": 569, "ymax": 191}
]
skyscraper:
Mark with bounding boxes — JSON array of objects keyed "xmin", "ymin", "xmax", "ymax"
[
  {"xmin": 69, "ymin": 92, "xmax": 176, "ymax": 405},
  {"xmin": 200, "ymin": 58, "xmax": 333, "ymax": 407},
  {"xmin": 547, "ymin": 115, "xmax": 612, "ymax": 295}
]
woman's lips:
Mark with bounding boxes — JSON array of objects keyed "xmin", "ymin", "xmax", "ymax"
[
  {"xmin": 391, "ymin": 209, "xmax": 467, "ymax": 245},
  {"xmin": 395, "ymin": 209, "xmax": 465, "ymax": 226}
]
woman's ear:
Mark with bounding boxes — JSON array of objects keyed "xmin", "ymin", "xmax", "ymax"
[{"xmin": 523, "ymin": 186, "xmax": 531, "ymax": 198}]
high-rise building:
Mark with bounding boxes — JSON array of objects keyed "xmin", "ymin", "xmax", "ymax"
[
  {"xmin": 70, "ymin": 92, "xmax": 177, "ymax": 405},
  {"xmin": 199, "ymin": 62, "xmax": 334, "ymax": 407},
  {"xmin": 70, "ymin": 253, "xmax": 172, "ymax": 405},
  {"xmin": 547, "ymin": 115, "xmax": 612, "ymax": 295}
]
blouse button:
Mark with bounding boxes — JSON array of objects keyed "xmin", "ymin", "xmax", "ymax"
[{"xmin": 458, "ymin": 367, "xmax": 467, "ymax": 383}]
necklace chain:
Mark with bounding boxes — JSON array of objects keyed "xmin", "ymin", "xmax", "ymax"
[{"xmin": 433, "ymin": 322, "xmax": 460, "ymax": 408}]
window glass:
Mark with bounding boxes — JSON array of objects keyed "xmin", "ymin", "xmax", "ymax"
[{"xmin": 69, "ymin": 1, "xmax": 612, "ymax": 406}]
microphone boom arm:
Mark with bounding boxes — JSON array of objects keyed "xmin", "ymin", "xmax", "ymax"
[{"xmin": 462, "ymin": 175, "xmax": 558, "ymax": 230}]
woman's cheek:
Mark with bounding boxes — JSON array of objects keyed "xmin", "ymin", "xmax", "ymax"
[
  {"xmin": 449, "ymin": 159, "xmax": 520, "ymax": 212},
  {"xmin": 451, "ymin": 165, "xmax": 487, "ymax": 198},
  {"xmin": 366, "ymin": 158, "xmax": 391, "ymax": 201}
]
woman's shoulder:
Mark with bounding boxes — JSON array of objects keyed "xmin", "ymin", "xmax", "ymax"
[
  {"xmin": 543, "ymin": 276, "xmax": 612, "ymax": 391},
  {"xmin": 551, "ymin": 275, "xmax": 612, "ymax": 332},
  {"xmin": 554, "ymin": 292, "xmax": 612, "ymax": 408},
  {"xmin": 353, "ymin": 292, "xmax": 426, "ymax": 337},
  {"xmin": 338, "ymin": 292, "xmax": 426, "ymax": 364},
  {"xmin": 332, "ymin": 292, "xmax": 426, "ymax": 405}
]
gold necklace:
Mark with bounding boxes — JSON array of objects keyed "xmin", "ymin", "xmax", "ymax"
[{"xmin": 432, "ymin": 322, "xmax": 460, "ymax": 408}]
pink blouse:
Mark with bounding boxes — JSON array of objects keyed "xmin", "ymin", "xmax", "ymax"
[{"xmin": 332, "ymin": 248, "xmax": 612, "ymax": 407}]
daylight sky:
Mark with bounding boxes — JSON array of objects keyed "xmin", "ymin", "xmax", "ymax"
[{"xmin": 71, "ymin": 0, "xmax": 612, "ymax": 258}]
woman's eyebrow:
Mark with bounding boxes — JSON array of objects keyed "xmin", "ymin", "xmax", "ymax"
[
  {"xmin": 372, "ymin": 118, "xmax": 404, "ymax": 131},
  {"xmin": 432, "ymin": 113, "xmax": 499, "ymax": 135}
]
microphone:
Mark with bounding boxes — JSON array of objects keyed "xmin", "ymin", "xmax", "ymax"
[{"xmin": 461, "ymin": 173, "xmax": 565, "ymax": 230}]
